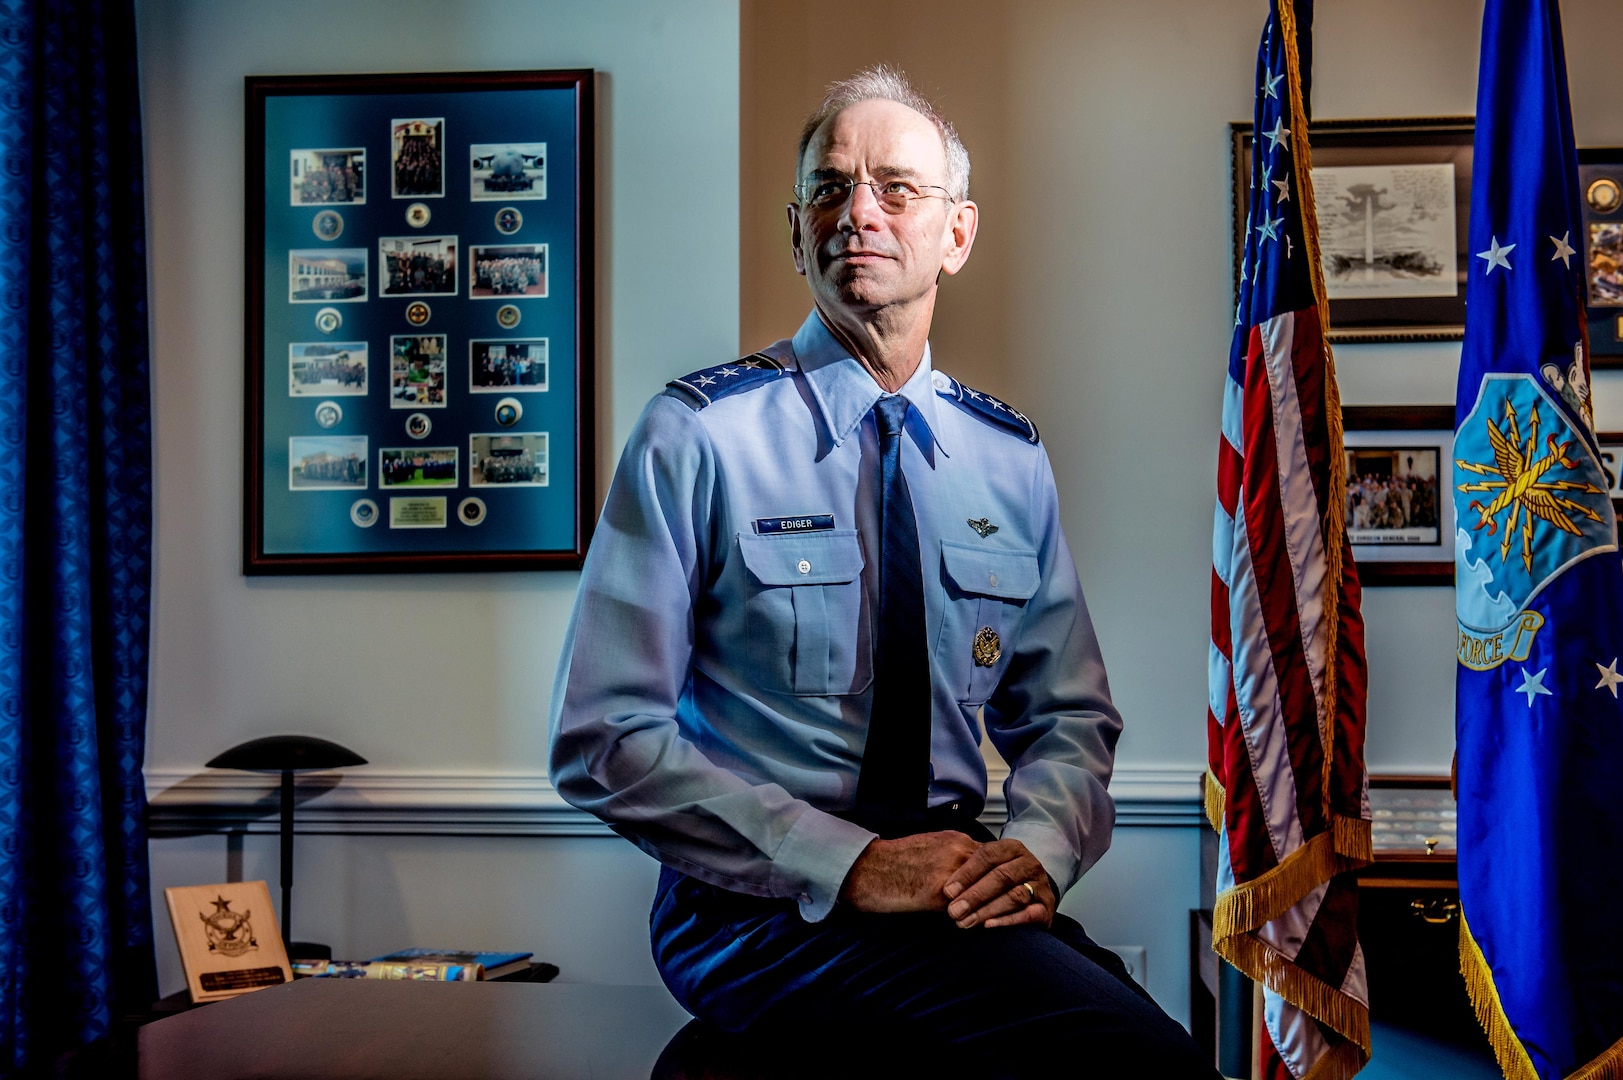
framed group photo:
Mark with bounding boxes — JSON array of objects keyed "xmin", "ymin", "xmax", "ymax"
[
  {"xmin": 245, "ymin": 69, "xmax": 595, "ymax": 573},
  {"xmin": 1343, "ymin": 406, "xmax": 1455, "ymax": 585},
  {"xmin": 1233, "ymin": 117, "xmax": 1473, "ymax": 344}
]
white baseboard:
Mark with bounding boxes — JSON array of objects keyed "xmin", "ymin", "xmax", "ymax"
[{"xmin": 145, "ymin": 763, "xmax": 1206, "ymax": 837}]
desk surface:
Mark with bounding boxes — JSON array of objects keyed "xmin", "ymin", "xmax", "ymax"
[{"xmin": 138, "ymin": 979, "xmax": 693, "ymax": 1080}]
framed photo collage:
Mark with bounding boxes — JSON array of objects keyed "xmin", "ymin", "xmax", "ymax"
[{"xmin": 245, "ymin": 70, "xmax": 594, "ymax": 573}]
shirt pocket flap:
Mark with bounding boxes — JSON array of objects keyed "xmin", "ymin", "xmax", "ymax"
[
  {"xmin": 940, "ymin": 540, "xmax": 1040, "ymax": 600},
  {"xmin": 738, "ymin": 530, "xmax": 865, "ymax": 586}
]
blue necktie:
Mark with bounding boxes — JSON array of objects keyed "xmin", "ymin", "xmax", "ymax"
[{"xmin": 854, "ymin": 394, "xmax": 930, "ymax": 827}]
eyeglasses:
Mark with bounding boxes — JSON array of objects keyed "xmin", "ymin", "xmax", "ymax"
[{"xmin": 794, "ymin": 175, "xmax": 952, "ymax": 214}]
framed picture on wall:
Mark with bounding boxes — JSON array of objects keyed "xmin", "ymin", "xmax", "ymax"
[
  {"xmin": 1579, "ymin": 149, "xmax": 1623, "ymax": 362},
  {"xmin": 1344, "ymin": 406, "xmax": 1455, "ymax": 586},
  {"xmin": 245, "ymin": 70, "xmax": 595, "ymax": 574},
  {"xmin": 1232, "ymin": 117, "xmax": 1474, "ymax": 344},
  {"xmin": 1594, "ymin": 433, "xmax": 1623, "ymax": 528}
]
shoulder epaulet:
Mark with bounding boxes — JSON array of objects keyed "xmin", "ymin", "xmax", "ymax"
[
  {"xmin": 667, "ymin": 353, "xmax": 788, "ymax": 409},
  {"xmin": 931, "ymin": 370, "xmax": 1039, "ymax": 444}
]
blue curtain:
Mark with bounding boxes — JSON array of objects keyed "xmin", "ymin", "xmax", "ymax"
[{"xmin": 0, "ymin": 0, "xmax": 155, "ymax": 1069}]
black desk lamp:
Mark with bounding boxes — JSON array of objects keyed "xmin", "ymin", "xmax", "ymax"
[{"xmin": 206, "ymin": 735, "xmax": 367, "ymax": 961}]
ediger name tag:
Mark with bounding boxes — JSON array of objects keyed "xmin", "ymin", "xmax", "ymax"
[{"xmin": 754, "ymin": 514, "xmax": 835, "ymax": 534}]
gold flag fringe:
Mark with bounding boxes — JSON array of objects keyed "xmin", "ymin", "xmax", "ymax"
[
  {"xmin": 1333, "ymin": 812, "xmax": 1372, "ymax": 864},
  {"xmin": 1571, "ymin": 1037, "xmax": 1623, "ymax": 1080},
  {"xmin": 1459, "ymin": 912, "xmax": 1540, "ymax": 1080},
  {"xmin": 1204, "ymin": 769, "xmax": 1226, "ymax": 835},
  {"xmin": 1213, "ymin": 831, "xmax": 1348, "ymax": 941},
  {"xmin": 1219, "ymin": 926, "xmax": 1372, "ymax": 1052},
  {"xmin": 1461, "ymin": 915, "xmax": 1623, "ymax": 1080}
]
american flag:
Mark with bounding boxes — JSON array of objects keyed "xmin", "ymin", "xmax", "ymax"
[{"xmin": 1208, "ymin": 2, "xmax": 1373, "ymax": 1077}]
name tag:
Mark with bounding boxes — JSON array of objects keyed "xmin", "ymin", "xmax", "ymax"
[{"xmin": 754, "ymin": 514, "xmax": 835, "ymax": 535}]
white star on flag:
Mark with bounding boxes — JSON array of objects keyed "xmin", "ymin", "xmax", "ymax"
[
  {"xmin": 1263, "ymin": 117, "xmax": 1290, "ymax": 153},
  {"xmin": 1263, "ymin": 70, "xmax": 1283, "ymax": 99},
  {"xmin": 1272, "ymin": 174, "xmax": 1291, "ymax": 202},
  {"xmin": 1477, "ymin": 235, "xmax": 1515, "ymax": 274},
  {"xmin": 1516, "ymin": 666, "xmax": 1553, "ymax": 706},
  {"xmin": 1596, "ymin": 659, "xmax": 1623, "ymax": 698},
  {"xmin": 1257, "ymin": 214, "xmax": 1284, "ymax": 242},
  {"xmin": 1550, "ymin": 231, "xmax": 1576, "ymax": 268}
]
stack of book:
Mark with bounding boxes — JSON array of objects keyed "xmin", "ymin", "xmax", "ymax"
[{"xmin": 294, "ymin": 947, "xmax": 534, "ymax": 981}]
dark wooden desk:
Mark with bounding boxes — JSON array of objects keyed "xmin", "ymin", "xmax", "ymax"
[{"xmin": 138, "ymin": 979, "xmax": 693, "ymax": 1079}]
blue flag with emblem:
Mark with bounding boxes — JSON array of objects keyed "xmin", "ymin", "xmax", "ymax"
[{"xmin": 1453, "ymin": 1, "xmax": 1623, "ymax": 1075}]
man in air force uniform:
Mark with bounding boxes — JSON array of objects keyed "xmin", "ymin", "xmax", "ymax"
[{"xmin": 549, "ymin": 67, "xmax": 1214, "ymax": 1074}]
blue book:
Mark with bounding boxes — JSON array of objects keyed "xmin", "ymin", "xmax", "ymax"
[{"xmin": 367, "ymin": 947, "xmax": 534, "ymax": 980}]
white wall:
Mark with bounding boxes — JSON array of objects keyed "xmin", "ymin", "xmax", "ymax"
[
  {"xmin": 138, "ymin": 0, "xmax": 737, "ymax": 996},
  {"xmin": 139, "ymin": 0, "xmax": 1622, "ymax": 1035}
]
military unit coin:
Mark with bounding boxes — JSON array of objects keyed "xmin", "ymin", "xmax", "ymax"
[
  {"xmin": 495, "ymin": 396, "xmax": 523, "ymax": 427},
  {"xmin": 406, "ymin": 202, "xmax": 432, "ymax": 228},
  {"xmin": 496, "ymin": 304, "xmax": 521, "ymax": 329},
  {"xmin": 405, "ymin": 412, "xmax": 432, "ymax": 439},
  {"xmin": 350, "ymin": 498, "xmax": 379, "ymax": 528},
  {"xmin": 312, "ymin": 210, "xmax": 344, "ymax": 241},
  {"xmin": 314, "ymin": 400, "xmax": 343, "ymax": 429},
  {"xmin": 1589, "ymin": 178, "xmax": 1622, "ymax": 215},
  {"xmin": 972, "ymin": 626, "xmax": 1002, "ymax": 667},
  {"xmin": 495, "ymin": 206, "xmax": 523, "ymax": 235},
  {"xmin": 458, "ymin": 497, "xmax": 486, "ymax": 526},
  {"xmin": 405, "ymin": 301, "xmax": 432, "ymax": 326},
  {"xmin": 315, "ymin": 306, "xmax": 343, "ymax": 334}
]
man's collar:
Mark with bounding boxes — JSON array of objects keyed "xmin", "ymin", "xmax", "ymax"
[{"xmin": 791, "ymin": 312, "xmax": 949, "ymax": 460}]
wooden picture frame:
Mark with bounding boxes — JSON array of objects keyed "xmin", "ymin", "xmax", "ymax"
[
  {"xmin": 245, "ymin": 70, "xmax": 595, "ymax": 574},
  {"xmin": 1232, "ymin": 117, "xmax": 1473, "ymax": 344},
  {"xmin": 1593, "ymin": 432, "xmax": 1623, "ymax": 527},
  {"xmin": 1578, "ymin": 148, "xmax": 1623, "ymax": 361},
  {"xmin": 1344, "ymin": 406, "xmax": 1455, "ymax": 586}
]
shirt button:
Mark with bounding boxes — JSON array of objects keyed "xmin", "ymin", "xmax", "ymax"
[
  {"xmin": 797, "ymin": 559, "xmax": 811, "ymax": 575},
  {"xmin": 989, "ymin": 572, "xmax": 999, "ymax": 587}
]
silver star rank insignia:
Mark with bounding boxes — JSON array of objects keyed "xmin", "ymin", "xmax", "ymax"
[{"xmin": 967, "ymin": 517, "xmax": 998, "ymax": 538}]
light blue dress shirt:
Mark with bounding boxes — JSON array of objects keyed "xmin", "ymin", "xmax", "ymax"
[{"xmin": 549, "ymin": 312, "xmax": 1122, "ymax": 921}]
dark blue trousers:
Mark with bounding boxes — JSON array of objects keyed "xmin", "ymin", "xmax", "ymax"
[{"xmin": 651, "ymin": 866, "xmax": 1219, "ymax": 1078}]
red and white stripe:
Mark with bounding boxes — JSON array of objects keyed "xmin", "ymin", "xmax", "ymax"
[{"xmin": 1211, "ymin": 303, "xmax": 1370, "ymax": 1079}]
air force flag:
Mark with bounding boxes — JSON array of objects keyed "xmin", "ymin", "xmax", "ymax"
[{"xmin": 1453, "ymin": 1, "xmax": 1623, "ymax": 1076}]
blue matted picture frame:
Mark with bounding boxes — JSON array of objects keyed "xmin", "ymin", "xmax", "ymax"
[{"xmin": 245, "ymin": 69, "xmax": 595, "ymax": 574}]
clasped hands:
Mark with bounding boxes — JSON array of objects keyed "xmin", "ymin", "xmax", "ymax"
[{"xmin": 837, "ymin": 831, "xmax": 1056, "ymax": 929}]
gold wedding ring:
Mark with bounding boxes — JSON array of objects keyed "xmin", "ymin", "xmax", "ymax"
[{"xmin": 1021, "ymin": 881, "xmax": 1036, "ymax": 903}]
